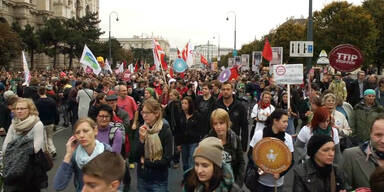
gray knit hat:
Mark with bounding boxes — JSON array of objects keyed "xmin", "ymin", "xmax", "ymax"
[{"xmin": 193, "ymin": 137, "xmax": 224, "ymax": 168}]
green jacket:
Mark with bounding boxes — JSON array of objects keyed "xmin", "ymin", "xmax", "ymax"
[
  {"xmin": 350, "ymin": 101, "xmax": 383, "ymax": 143},
  {"xmin": 342, "ymin": 143, "xmax": 380, "ymax": 190},
  {"xmin": 329, "ymin": 80, "xmax": 347, "ymax": 101},
  {"xmin": 182, "ymin": 163, "xmax": 242, "ymax": 192}
]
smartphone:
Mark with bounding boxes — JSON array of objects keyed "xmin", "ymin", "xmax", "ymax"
[{"xmin": 72, "ymin": 139, "xmax": 78, "ymax": 145}]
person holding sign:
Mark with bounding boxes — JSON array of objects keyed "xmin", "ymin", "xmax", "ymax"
[
  {"xmin": 293, "ymin": 135, "xmax": 350, "ymax": 192},
  {"xmin": 248, "ymin": 109, "xmax": 294, "ymax": 192}
]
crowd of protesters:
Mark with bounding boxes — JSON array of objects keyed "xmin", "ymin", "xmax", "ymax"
[{"xmin": 1, "ymin": 63, "xmax": 384, "ymax": 192}]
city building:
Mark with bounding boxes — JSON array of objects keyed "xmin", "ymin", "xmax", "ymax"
[
  {"xmin": 0, "ymin": 0, "xmax": 99, "ymax": 69},
  {"xmin": 194, "ymin": 44, "xmax": 232, "ymax": 66},
  {"xmin": 99, "ymin": 35, "xmax": 170, "ymax": 56}
]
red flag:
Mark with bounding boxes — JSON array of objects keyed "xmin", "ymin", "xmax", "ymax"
[
  {"xmin": 201, "ymin": 55, "xmax": 208, "ymax": 66},
  {"xmin": 229, "ymin": 66, "xmax": 239, "ymax": 81},
  {"xmin": 182, "ymin": 43, "xmax": 188, "ymax": 61},
  {"xmin": 177, "ymin": 48, "xmax": 181, "ymax": 58},
  {"xmin": 134, "ymin": 61, "xmax": 139, "ymax": 72},
  {"xmin": 160, "ymin": 54, "xmax": 168, "ymax": 70},
  {"xmin": 123, "ymin": 60, "xmax": 127, "ymax": 68},
  {"xmin": 149, "ymin": 65, "xmax": 156, "ymax": 71},
  {"xmin": 180, "ymin": 72, "xmax": 185, "ymax": 78},
  {"xmin": 169, "ymin": 68, "xmax": 174, "ymax": 78},
  {"xmin": 262, "ymin": 37, "xmax": 273, "ymax": 62}
]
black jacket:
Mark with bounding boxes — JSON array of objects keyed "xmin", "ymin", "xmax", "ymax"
[
  {"xmin": 175, "ymin": 113, "xmax": 201, "ymax": 146},
  {"xmin": 164, "ymin": 100, "xmax": 183, "ymax": 134},
  {"xmin": 293, "ymin": 159, "xmax": 350, "ymax": 192},
  {"xmin": 36, "ymin": 97, "xmax": 58, "ymax": 125},
  {"xmin": 348, "ymin": 79, "xmax": 367, "ymax": 107},
  {"xmin": 0, "ymin": 103, "xmax": 11, "ymax": 132},
  {"xmin": 23, "ymin": 86, "xmax": 39, "ymax": 103},
  {"xmin": 213, "ymin": 96, "xmax": 248, "ymax": 152},
  {"xmin": 133, "ymin": 119, "xmax": 173, "ymax": 182},
  {"xmin": 208, "ymin": 129, "xmax": 245, "ymax": 187},
  {"xmin": 195, "ymin": 95, "xmax": 215, "ymax": 137}
]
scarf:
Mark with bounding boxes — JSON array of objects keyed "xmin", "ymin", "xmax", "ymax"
[
  {"xmin": 144, "ymin": 119, "xmax": 164, "ymax": 162},
  {"xmin": 258, "ymin": 100, "xmax": 271, "ymax": 109},
  {"xmin": 310, "ymin": 158, "xmax": 332, "ymax": 178},
  {"xmin": 263, "ymin": 126, "xmax": 285, "ymax": 142},
  {"xmin": 313, "ymin": 125, "xmax": 332, "ymax": 137},
  {"xmin": 12, "ymin": 115, "xmax": 39, "ymax": 134},
  {"xmin": 75, "ymin": 140, "xmax": 104, "ymax": 169}
]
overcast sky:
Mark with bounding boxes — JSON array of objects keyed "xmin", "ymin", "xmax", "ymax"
[{"xmin": 99, "ymin": 0, "xmax": 363, "ymax": 49}]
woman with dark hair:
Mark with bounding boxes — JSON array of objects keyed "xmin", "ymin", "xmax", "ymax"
[
  {"xmin": 295, "ymin": 106, "xmax": 342, "ymax": 164},
  {"xmin": 88, "ymin": 92, "xmax": 107, "ymax": 121},
  {"xmin": 182, "ymin": 137, "xmax": 241, "ymax": 192},
  {"xmin": 294, "ymin": 135, "xmax": 349, "ymax": 192},
  {"xmin": 248, "ymin": 109, "xmax": 294, "ymax": 192},
  {"xmin": 95, "ymin": 104, "xmax": 123, "ymax": 153},
  {"xmin": 176, "ymin": 96, "xmax": 200, "ymax": 171}
]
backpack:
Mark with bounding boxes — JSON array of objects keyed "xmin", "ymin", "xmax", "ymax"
[
  {"xmin": 3, "ymin": 132, "xmax": 34, "ymax": 185},
  {"xmin": 108, "ymin": 122, "xmax": 127, "ymax": 157}
]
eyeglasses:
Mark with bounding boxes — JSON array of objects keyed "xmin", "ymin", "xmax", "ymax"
[
  {"xmin": 97, "ymin": 115, "xmax": 111, "ymax": 119},
  {"xmin": 15, "ymin": 107, "xmax": 28, "ymax": 111}
]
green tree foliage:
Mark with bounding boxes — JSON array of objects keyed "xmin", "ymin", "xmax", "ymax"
[
  {"xmin": 38, "ymin": 18, "xmax": 66, "ymax": 68},
  {"xmin": 12, "ymin": 23, "xmax": 41, "ymax": 69},
  {"xmin": 0, "ymin": 22, "xmax": 22, "ymax": 69},
  {"xmin": 363, "ymin": 0, "xmax": 384, "ymax": 73},
  {"xmin": 313, "ymin": 1, "xmax": 378, "ymax": 68},
  {"xmin": 270, "ymin": 18, "xmax": 306, "ymax": 64},
  {"xmin": 62, "ymin": 12, "xmax": 103, "ymax": 68}
]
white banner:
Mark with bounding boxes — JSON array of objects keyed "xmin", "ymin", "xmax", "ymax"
[
  {"xmin": 270, "ymin": 47, "xmax": 283, "ymax": 65},
  {"xmin": 273, "ymin": 64, "xmax": 303, "ymax": 85}
]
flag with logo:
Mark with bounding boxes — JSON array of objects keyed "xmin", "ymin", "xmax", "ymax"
[
  {"xmin": 22, "ymin": 51, "xmax": 30, "ymax": 86},
  {"xmin": 153, "ymin": 39, "xmax": 167, "ymax": 71},
  {"xmin": 80, "ymin": 44, "xmax": 101, "ymax": 75}
]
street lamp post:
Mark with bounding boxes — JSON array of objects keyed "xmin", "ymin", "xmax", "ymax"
[
  {"xmin": 213, "ymin": 33, "xmax": 220, "ymax": 65},
  {"xmin": 306, "ymin": 0, "xmax": 313, "ymax": 73},
  {"xmin": 109, "ymin": 11, "xmax": 119, "ymax": 64},
  {"xmin": 226, "ymin": 11, "xmax": 237, "ymax": 55}
]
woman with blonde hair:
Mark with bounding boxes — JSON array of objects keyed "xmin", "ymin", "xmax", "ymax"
[
  {"xmin": 207, "ymin": 108, "xmax": 245, "ymax": 187},
  {"xmin": 133, "ymin": 98, "xmax": 173, "ymax": 191},
  {"xmin": 54, "ymin": 118, "xmax": 112, "ymax": 192},
  {"xmin": 2, "ymin": 98, "xmax": 48, "ymax": 191}
]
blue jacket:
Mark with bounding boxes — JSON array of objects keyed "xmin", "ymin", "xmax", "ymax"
[{"xmin": 53, "ymin": 143, "xmax": 111, "ymax": 192}]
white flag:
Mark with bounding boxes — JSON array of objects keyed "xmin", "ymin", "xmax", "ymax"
[
  {"xmin": 128, "ymin": 63, "xmax": 134, "ymax": 73},
  {"xmin": 79, "ymin": 44, "xmax": 101, "ymax": 75},
  {"xmin": 22, "ymin": 51, "xmax": 30, "ymax": 86},
  {"xmin": 104, "ymin": 59, "xmax": 113, "ymax": 73},
  {"xmin": 119, "ymin": 62, "xmax": 124, "ymax": 73}
]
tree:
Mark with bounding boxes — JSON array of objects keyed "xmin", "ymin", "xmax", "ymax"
[
  {"xmin": 38, "ymin": 18, "xmax": 66, "ymax": 68},
  {"xmin": 12, "ymin": 23, "xmax": 41, "ymax": 69},
  {"xmin": 270, "ymin": 18, "xmax": 306, "ymax": 64},
  {"xmin": 363, "ymin": 0, "xmax": 384, "ymax": 73},
  {"xmin": 313, "ymin": 1, "xmax": 378, "ymax": 69},
  {"xmin": 62, "ymin": 12, "xmax": 104, "ymax": 69},
  {"xmin": 0, "ymin": 22, "xmax": 22, "ymax": 69}
]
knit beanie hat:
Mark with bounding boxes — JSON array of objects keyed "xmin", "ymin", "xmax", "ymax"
[
  {"xmin": 193, "ymin": 137, "xmax": 223, "ymax": 168},
  {"xmin": 307, "ymin": 135, "xmax": 333, "ymax": 158},
  {"xmin": 364, "ymin": 89, "xmax": 375, "ymax": 96},
  {"xmin": 145, "ymin": 87, "xmax": 155, "ymax": 98}
]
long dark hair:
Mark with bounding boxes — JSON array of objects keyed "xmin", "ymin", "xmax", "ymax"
[
  {"xmin": 182, "ymin": 96, "xmax": 195, "ymax": 115},
  {"xmin": 182, "ymin": 163, "xmax": 223, "ymax": 192},
  {"xmin": 263, "ymin": 109, "xmax": 288, "ymax": 141}
]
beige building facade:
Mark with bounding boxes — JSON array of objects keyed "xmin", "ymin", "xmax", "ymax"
[{"xmin": 0, "ymin": 0, "xmax": 99, "ymax": 69}]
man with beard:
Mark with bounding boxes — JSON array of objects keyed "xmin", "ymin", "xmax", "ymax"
[
  {"xmin": 343, "ymin": 114, "xmax": 384, "ymax": 190},
  {"xmin": 213, "ymin": 82, "xmax": 248, "ymax": 152},
  {"xmin": 195, "ymin": 82, "xmax": 215, "ymax": 137}
]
